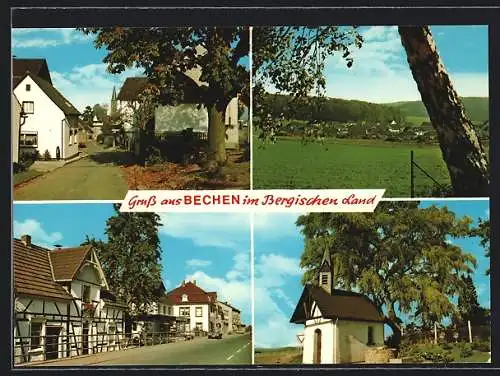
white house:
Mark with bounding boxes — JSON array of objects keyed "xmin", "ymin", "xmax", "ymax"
[
  {"xmin": 116, "ymin": 46, "xmax": 241, "ymax": 150},
  {"xmin": 13, "ymin": 235, "xmax": 127, "ymax": 365},
  {"xmin": 290, "ymin": 249, "xmax": 385, "ymax": 364},
  {"xmin": 13, "ymin": 59, "xmax": 81, "ymax": 160},
  {"xmin": 166, "ymin": 280, "xmax": 219, "ymax": 333},
  {"xmin": 12, "ymin": 94, "xmax": 23, "ymax": 163}
]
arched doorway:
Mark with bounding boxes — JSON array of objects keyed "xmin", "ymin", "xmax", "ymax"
[{"xmin": 313, "ymin": 328, "xmax": 322, "ymax": 364}]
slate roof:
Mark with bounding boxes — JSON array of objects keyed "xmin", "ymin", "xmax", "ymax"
[
  {"xmin": 166, "ymin": 281, "xmax": 217, "ymax": 304},
  {"xmin": 290, "ymin": 284, "xmax": 386, "ymax": 324},
  {"xmin": 13, "ymin": 58, "xmax": 52, "ymax": 85},
  {"xmin": 13, "ymin": 239, "xmax": 73, "ymax": 301},
  {"xmin": 50, "ymin": 245, "xmax": 92, "ymax": 281}
]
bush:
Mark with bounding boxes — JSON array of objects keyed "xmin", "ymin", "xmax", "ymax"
[
  {"xmin": 400, "ymin": 344, "xmax": 453, "ymax": 363},
  {"xmin": 471, "ymin": 340, "xmax": 490, "ymax": 352},
  {"xmin": 96, "ymin": 134, "xmax": 104, "ymax": 144},
  {"xmin": 43, "ymin": 149, "xmax": 51, "ymax": 161},
  {"xmin": 458, "ymin": 343, "xmax": 473, "ymax": 358},
  {"xmin": 13, "ymin": 162, "xmax": 26, "ymax": 174}
]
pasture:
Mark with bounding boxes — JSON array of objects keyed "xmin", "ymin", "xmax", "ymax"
[{"xmin": 252, "ymin": 137, "xmax": 450, "ymax": 197}]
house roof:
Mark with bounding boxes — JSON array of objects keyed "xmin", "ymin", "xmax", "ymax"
[
  {"xmin": 117, "ymin": 74, "xmax": 201, "ymax": 103},
  {"xmin": 50, "ymin": 245, "xmax": 92, "ymax": 281},
  {"xmin": 25, "ymin": 73, "xmax": 81, "ymax": 116},
  {"xmin": 13, "ymin": 239, "xmax": 73, "ymax": 301},
  {"xmin": 166, "ymin": 281, "xmax": 217, "ymax": 304},
  {"xmin": 290, "ymin": 284, "xmax": 386, "ymax": 324},
  {"xmin": 13, "ymin": 58, "xmax": 52, "ymax": 85}
]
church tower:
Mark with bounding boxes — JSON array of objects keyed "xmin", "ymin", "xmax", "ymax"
[
  {"xmin": 318, "ymin": 248, "xmax": 333, "ymax": 294},
  {"xmin": 110, "ymin": 86, "xmax": 117, "ymax": 116}
]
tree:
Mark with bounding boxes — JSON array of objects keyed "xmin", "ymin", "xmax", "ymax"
[
  {"xmin": 82, "ymin": 105, "xmax": 94, "ymax": 125},
  {"xmin": 296, "ymin": 202, "xmax": 477, "ymax": 346},
  {"xmin": 457, "ymin": 275, "xmax": 481, "ymax": 323},
  {"xmin": 398, "ymin": 27, "xmax": 489, "ymax": 197},
  {"xmin": 472, "ymin": 218, "xmax": 490, "ymax": 275},
  {"xmin": 80, "ymin": 27, "xmax": 249, "ymax": 164},
  {"xmin": 82, "ymin": 204, "xmax": 163, "ymax": 313}
]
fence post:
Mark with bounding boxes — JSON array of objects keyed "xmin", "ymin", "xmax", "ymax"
[
  {"xmin": 468, "ymin": 320, "xmax": 472, "ymax": 343},
  {"xmin": 410, "ymin": 150, "xmax": 415, "ymax": 198}
]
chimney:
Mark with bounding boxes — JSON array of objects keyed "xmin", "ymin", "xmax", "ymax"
[{"xmin": 20, "ymin": 235, "xmax": 31, "ymax": 247}]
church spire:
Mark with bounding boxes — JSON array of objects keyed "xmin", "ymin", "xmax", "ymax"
[
  {"xmin": 319, "ymin": 248, "xmax": 333, "ymax": 294},
  {"xmin": 110, "ymin": 86, "xmax": 117, "ymax": 116}
]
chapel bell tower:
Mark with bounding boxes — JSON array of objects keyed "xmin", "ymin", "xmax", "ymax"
[{"xmin": 319, "ymin": 248, "xmax": 333, "ymax": 294}]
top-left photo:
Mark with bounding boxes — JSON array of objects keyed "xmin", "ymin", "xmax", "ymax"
[{"xmin": 12, "ymin": 27, "xmax": 250, "ymax": 201}]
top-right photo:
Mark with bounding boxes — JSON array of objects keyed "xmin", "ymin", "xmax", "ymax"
[{"xmin": 252, "ymin": 25, "xmax": 489, "ymax": 198}]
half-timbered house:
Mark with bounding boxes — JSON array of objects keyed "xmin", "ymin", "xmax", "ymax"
[{"xmin": 13, "ymin": 235, "xmax": 127, "ymax": 364}]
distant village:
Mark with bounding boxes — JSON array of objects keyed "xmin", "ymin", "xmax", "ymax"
[{"xmin": 13, "ymin": 235, "xmax": 248, "ymax": 364}]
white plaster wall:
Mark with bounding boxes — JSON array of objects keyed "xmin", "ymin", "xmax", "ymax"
[
  {"xmin": 337, "ymin": 320, "xmax": 384, "ymax": 363},
  {"xmin": 14, "ymin": 76, "xmax": 68, "ymax": 159},
  {"xmin": 225, "ymin": 97, "xmax": 240, "ymax": 149},
  {"xmin": 303, "ymin": 321, "xmax": 335, "ymax": 364},
  {"xmin": 172, "ymin": 304, "xmax": 209, "ymax": 332},
  {"xmin": 12, "ymin": 96, "xmax": 21, "ymax": 163},
  {"xmin": 62, "ymin": 118, "xmax": 79, "ymax": 159}
]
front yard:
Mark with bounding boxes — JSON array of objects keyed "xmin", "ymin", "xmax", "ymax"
[{"xmin": 13, "ymin": 169, "xmax": 43, "ymax": 186}]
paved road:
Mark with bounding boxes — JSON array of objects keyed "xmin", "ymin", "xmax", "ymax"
[
  {"xmin": 32, "ymin": 333, "xmax": 252, "ymax": 366},
  {"xmin": 14, "ymin": 142, "xmax": 132, "ymax": 201}
]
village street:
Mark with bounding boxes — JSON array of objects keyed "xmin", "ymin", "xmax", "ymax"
[
  {"xmin": 14, "ymin": 141, "xmax": 131, "ymax": 201},
  {"xmin": 30, "ymin": 333, "xmax": 251, "ymax": 366}
]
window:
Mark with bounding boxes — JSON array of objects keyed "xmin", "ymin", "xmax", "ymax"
[
  {"xmin": 367, "ymin": 326, "xmax": 374, "ymax": 346},
  {"xmin": 162, "ymin": 305, "xmax": 166, "ymax": 315},
  {"xmin": 108, "ymin": 324, "xmax": 116, "ymax": 345},
  {"xmin": 25, "ymin": 84, "xmax": 31, "ymax": 91},
  {"xmin": 195, "ymin": 322, "xmax": 202, "ymax": 330},
  {"xmin": 167, "ymin": 306, "xmax": 172, "ymax": 315},
  {"xmin": 179, "ymin": 307, "xmax": 190, "ymax": 316},
  {"xmin": 30, "ymin": 322, "xmax": 42, "ymax": 349},
  {"xmin": 321, "ymin": 273, "xmax": 328, "ymax": 285},
  {"xmin": 19, "ymin": 131, "xmax": 38, "ymax": 147},
  {"xmin": 132, "ymin": 323, "xmax": 137, "ymax": 331},
  {"xmin": 195, "ymin": 307, "xmax": 203, "ymax": 317},
  {"xmin": 82, "ymin": 285, "xmax": 91, "ymax": 303},
  {"xmin": 181, "ymin": 294, "xmax": 188, "ymax": 302},
  {"xmin": 22, "ymin": 101, "xmax": 34, "ymax": 114}
]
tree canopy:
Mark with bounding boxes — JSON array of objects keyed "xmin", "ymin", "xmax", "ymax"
[
  {"xmin": 80, "ymin": 27, "xmax": 249, "ymax": 163},
  {"xmin": 296, "ymin": 202, "xmax": 478, "ymax": 345},
  {"xmin": 82, "ymin": 204, "xmax": 163, "ymax": 313}
]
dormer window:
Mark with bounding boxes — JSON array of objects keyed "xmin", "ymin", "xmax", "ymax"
[
  {"xmin": 26, "ymin": 84, "xmax": 31, "ymax": 91},
  {"xmin": 181, "ymin": 294, "xmax": 188, "ymax": 302}
]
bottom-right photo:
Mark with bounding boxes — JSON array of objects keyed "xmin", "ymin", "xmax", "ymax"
[{"xmin": 253, "ymin": 200, "xmax": 491, "ymax": 365}]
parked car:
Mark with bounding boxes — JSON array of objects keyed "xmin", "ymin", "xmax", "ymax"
[
  {"xmin": 208, "ymin": 331, "xmax": 223, "ymax": 339},
  {"xmin": 184, "ymin": 331, "xmax": 194, "ymax": 340}
]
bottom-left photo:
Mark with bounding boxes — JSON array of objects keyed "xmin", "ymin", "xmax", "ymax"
[{"xmin": 12, "ymin": 203, "xmax": 252, "ymax": 366}]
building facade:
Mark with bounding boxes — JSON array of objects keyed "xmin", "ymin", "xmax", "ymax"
[
  {"xmin": 13, "ymin": 236, "xmax": 127, "ymax": 365},
  {"xmin": 13, "ymin": 59, "xmax": 81, "ymax": 160},
  {"xmin": 290, "ymin": 249, "xmax": 385, "ymax": 364}
]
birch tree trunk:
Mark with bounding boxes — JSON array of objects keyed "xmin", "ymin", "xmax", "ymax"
[{"xmin": 398, "ymin": 26, "xmax": 489, "ymax": 197}]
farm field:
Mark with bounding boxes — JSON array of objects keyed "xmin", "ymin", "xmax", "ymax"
[
  {"xmin": 253, "ymin": 137, "xmax": 450, "ymax": 197},
  {"xmin": 254, "ymin": 347, "xmax": 302, "ymax": 365}
]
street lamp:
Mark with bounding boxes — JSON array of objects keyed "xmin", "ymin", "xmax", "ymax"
[{"xmin": 17, "ymin": 108, "xmax": 28, "ymax": 163}]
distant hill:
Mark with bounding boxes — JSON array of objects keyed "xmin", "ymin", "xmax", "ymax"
[{"xmin": 385, "ymin": 97, "xmax": 489, "ymax": 124}]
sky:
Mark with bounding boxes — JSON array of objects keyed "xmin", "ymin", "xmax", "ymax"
[
  {"xmin": 11, "ymin": 28, "xmax": 250, "ymax": 112},
  {"xmin": 263, "ymin": 25, "xmax": 488, "ymax": 103},
  {"xmin": 12, "ymin": 204, "xmax": 252, "ymax": 325},
  {"xmin": 253, "ymin": 200, "xmax": 490, "ymax": 349}
]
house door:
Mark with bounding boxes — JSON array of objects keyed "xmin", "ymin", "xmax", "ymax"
[
  {"xmin": 313, "ymin": 329, "xmax": 322, "ymax": 364},
  {"xmin": 45, "ymin": 327, "xmax": 61, "ymax": 360},
  {"xmin": 82, "ymin": 323, "xmax": 89, "ymax": 355}
]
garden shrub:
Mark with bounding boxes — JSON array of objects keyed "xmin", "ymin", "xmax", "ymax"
[
  {"xmin": 43, "ymin": 149, "xmax": 51, "ymax": 161},
  {"xmin": 458, "ymin": 343, "xmax": 473, "ymax": 358},
  {"xmin": 13, "ymin": 162, "xmax": 26, "ymax": 174},
  {"xmin": 471, "ymin": 340, "xmax": 490, "ymax": 352}
]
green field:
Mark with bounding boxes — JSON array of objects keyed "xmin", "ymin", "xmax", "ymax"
[{"xmin": 253, "ymin": 137, "xmax": 450, "ymax": 197}]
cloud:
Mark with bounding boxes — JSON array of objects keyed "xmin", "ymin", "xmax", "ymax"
[
  {"xmin": 186, "ymin": 259, "xmax": 212, "ymax": 268},
  {"xmin": 159, "ymin": 213, "xmax": 250, "ymax": 250},
  {"xmin": 50, "ymin": 64, "xmax": 144, "ymax": 112},
  {"xmin": 12, "ymin": 28, "xmax": 92, "ymax": 49},
  {"xmin": 13, "ymin": 219, "xmax": 63, "ymax": 249},
  {"xmin": 263, "ymin": 26, "xmax": 488, "ymax": 102},
  {"xmin": 183, "ymin": 251, "xmax": 251, "ymax": 324},
  {"xmin": 253, "ymin": 213, "xmax": 301, "ymax": 240},
  {"xmin": 254, "ymin": 252, "xmax": 304, "ymax": 348}
]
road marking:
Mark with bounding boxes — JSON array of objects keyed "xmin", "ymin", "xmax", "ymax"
[{"xmin": 226, "ymin": 341, "xmax": 251, "ymax": 361}]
